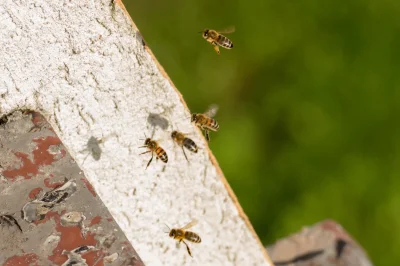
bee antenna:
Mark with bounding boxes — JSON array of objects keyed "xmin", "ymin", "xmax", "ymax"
[
  {"xmin": 177, "ymin": 116, "xmax": 191, "ymax": 123},
  {"xmin": 164, "ymin": 223, "xmax": 171, "ymax": 233},
  {"xmin": 139, "ymin": 133, "xmax": 146, "ymax": 141}
]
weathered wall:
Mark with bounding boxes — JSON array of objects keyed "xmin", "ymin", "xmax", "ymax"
[
  {"xmin": 0, "ymin": 0, "xmax": 272, "ymax": 265},
  {"xmin": 0, "ymin": 111, "xmax": 144, "ymax": 266},
  {"xmin": 267, "ymin": 220, "xmax": 373, "ymax": 266}
]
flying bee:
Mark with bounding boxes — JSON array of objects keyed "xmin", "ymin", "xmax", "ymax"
[
  {"xmin": 171, "ymin": 131, "xmax": 198, "ymax": 162},
  {"xmin": 139, "ymin": 137, "xmax": 168, "ymax": 169},
  {"xmin": 200, "ymin": 27, "xmax": 235, "ymax": 55},
  {"xmin": 166, "ymin": 219, "xmax": 201, "ymax": 257},
  {"xmin": 191, "ymin": 104, "xmax": 220, "ymax": 142}
]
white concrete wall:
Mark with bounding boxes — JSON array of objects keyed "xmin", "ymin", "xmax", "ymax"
[{"xmin": 0, "ymin": 1, "xmax": 272, "ymax": 265}]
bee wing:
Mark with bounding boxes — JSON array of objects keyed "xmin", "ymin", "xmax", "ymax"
[
  {"xmin": 163, "ymin": 223, "xmax": 171, "ymax": 233},
  {"xmin": 181, "ymin": 219, "xmax": 198, "ymax": 230},
  {"xmin": 218, "ymin": 26, "xmax": 235, "ymax": 34},
  {"xmin": 204, "ymin": 104, "xmax": 219, "ymax": 118}
]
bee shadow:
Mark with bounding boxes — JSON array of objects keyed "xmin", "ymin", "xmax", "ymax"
[
  {"xmin": 147, "ymin": 113, "xmax": 169, "ymax": 136},
  {"xmin": 135, "ymin": 30, "xmax": 146, "ymax": 47},
  {"xmin": 86, "ymin": 136, "xmax": 102, "ymax": 161}
]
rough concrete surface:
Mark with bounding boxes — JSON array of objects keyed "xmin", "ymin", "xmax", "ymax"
[
  {"xmin": 0, "ymin": 111, "xmax": 144, "ymax": 266},
  {"xmin": 267, "ymin": 219, "xmax": 374, "ymax": 266},
  {"xmin": 0, "ymin": 1, "xmax": 271, "ymax": 265}
]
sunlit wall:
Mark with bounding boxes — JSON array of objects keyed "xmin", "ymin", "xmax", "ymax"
[{"xmin": 125, "ymin": 1, "xmax": 400, "ymax": 264}]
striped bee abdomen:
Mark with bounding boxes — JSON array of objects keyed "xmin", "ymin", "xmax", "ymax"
[
  {"xmin": 183, "ymin": 138, "xmax": 198, "ymax": 153},
  {"xmin": 185, "ymin": 231, "xmax": 201, "ymax": 243},
  {"xmin": 155, "ymin": 147, "xmax": 168, "ymax": 163},
  {"xmin": 206, "ymin": 118, "xmax": 220, "ymax": 131},
  {"xmin": 217, "ymin": 35, "xmax": 233, "ymax": 49}
]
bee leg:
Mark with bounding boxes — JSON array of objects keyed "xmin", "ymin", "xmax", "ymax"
[
  {"xmin": 140, "ymin": 150, "xmax": 151, "ymax": 155},
  {"xmin": 213, "ymin": 44, "xmax": 220, "ymax": 55},
  {"xmin": 145, "ymin": 152, "xmax": 154, "ymax": 169},
  {"xmin": 182, "ymin": 240, "xmax": 192, "ymax": 257},
  {"xmin": 181, "ymin": 147, "xmax": 189, "ymax": 162},
  {"xmin": 81, "ymin": 152, "xmax": 90, "ymax": 166},
  {"xmin": 204, "ymin": 130, "xmax": 210, "ymax": 142}
]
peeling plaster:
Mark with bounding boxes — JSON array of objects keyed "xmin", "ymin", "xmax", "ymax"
[{"xmin": 0, "ymin": 112, "xmax": 144, "ymax": 265}]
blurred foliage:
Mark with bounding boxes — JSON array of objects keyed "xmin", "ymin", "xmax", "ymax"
[{"xmin": 125, "ymin": 0, "xmax": 400, "ymax": 264}]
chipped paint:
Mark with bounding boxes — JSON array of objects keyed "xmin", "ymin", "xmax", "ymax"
[
  {"xmin": 3, "ymin": 137, "xmax": 65, "ymax": 181},
  {"xmin": 104, "ymin": 252, "xmax": 119, "ymax": 263},
  {"xmin": 3, "ymin": 152, "xmax": 39, "ymax": 180},
  {"xmin": 0, "ymin": 111, "xmax": 144, "ymax": 265},
  {"xmin": 81, "ymin": 178, "xmax": 97, "ymax": 197},
  {"xmin": 22, "ymin": 180, "xmax": 78, "ymax": 223},
  {"xmin": 47, "ymin": 212, "xmax": 101, "ymax": 265},
  {"xmin": 29, "ymin": 187, "xmax": 43, "ymax": 199},
  {"xmin": 61, "ymin": 211, "xmax": 86, "ymax": 226},
  {"xmin": 89, "ymin": 215, "xmax": 102, "ymax": 226},
  {"xmin": 3, "ymin": 253, "xmax": 40, "ymax": 266},
  {"xmin": 61, "ymin": 245, "xmax": 98, "ymax": 266},
  {"xmin": 44, "ymin": 176, "xmax": 67, "ymax": 189},
  {"xmin": 32, "ymin": 136, "xmax": 65, "ymax": 165}
]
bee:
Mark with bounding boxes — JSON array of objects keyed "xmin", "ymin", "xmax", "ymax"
[
  {"xmin": 171, "ymin": 131, "xmax": 198, "ymax": 162},
  {"xmin": 139, "ymin": 138, "xmax": 168, "ymax": 169},
  {"xmin": 191, "ymin": 104, "xmax": 220, "ymax": 142},
  {"xmin": 200, "ymin": 27, "xmax": 235, "ymax": 55},
  {"xmin": 166, "ymin": 219, "xmax": 201, "ymax": 257}
]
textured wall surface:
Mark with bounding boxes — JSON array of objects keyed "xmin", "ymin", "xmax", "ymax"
[
  {"xmin": 0, "ymin": 0, "xmax": 271, "ymax": 265},
  {"xmin": 0, "ymin": 111, "xmax": 144, "ymax": 266},
  {"xmin": 267, "ymin": 220, "xmax": 373, "ymax": 266}
]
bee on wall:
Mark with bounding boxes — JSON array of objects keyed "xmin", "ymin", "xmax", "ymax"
[
  {"xmin": 139, "ymin": 137, "xmax": 168, "ymax": 169},
  {"xmin": 166, "ymin": 219, "xmax": 201, "ymax": 257},
  {"xmin": 200, "ymin": 27, "xmax": 235, "ymax": 55},
  {"xmin": 171, "ymin": 131, "xmax": 198, "ymax": 162},
  {"xmin": 191, "ymin": 104, "xmax": 220, "ymax": 142}
]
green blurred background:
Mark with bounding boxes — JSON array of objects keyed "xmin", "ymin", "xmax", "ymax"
[{"xmin": 125, "ymin": 0, "xmax": 400, "ymax": 264}]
